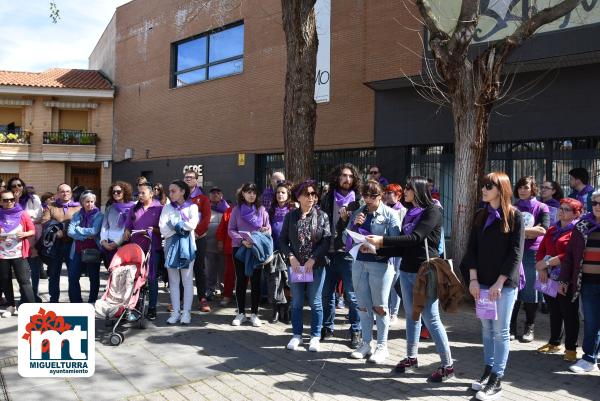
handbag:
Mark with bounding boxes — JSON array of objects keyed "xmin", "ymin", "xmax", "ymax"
[
  {"xmin": 81, "ymin": 248, "xmax": 101, "ymax": 264},
  {"xmin": 423, "ymin": 237, "xmax": 456, "ymax": 297}
]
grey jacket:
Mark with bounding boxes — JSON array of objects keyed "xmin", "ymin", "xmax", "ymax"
[{"xmin": 278, "ymin": 208, "xmax": 331, "ymax": 268}]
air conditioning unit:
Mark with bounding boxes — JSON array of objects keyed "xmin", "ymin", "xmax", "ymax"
[{"xmin": 124, "ymin": 148, "xmax": 133, "ymax": 160}]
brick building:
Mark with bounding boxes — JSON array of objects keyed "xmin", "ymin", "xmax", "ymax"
[{"xmin": 0, "ymin": 68, "xmax": 114, "ymax": 203}]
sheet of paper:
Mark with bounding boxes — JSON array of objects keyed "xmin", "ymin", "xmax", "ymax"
[{"xmin": 346, "ymin": 230, "xmax": 376, "ymax": 260}]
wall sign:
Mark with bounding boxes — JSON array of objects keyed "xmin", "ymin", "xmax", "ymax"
[{"xmin": 314, "ymin": 0, "xmax": 331, "ymax": 103}]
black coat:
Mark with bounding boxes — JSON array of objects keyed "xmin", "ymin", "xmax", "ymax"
[{"xmin": 278, "ymin": 208, "xmax": 331, "ymax": 268}]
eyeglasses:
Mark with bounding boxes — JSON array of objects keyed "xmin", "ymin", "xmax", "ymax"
[
  {"xmin": 184, "ymin": 176, "xmax": 196, "ymax": 181},
  {"xmin": 541, "ymin": 186, "xmax": 553, "ymax": 190},
  {"xmin": 112, "ymin": 190, "xmax": 123, "ymax": 195},
  {"xmin": 483, "ymin": 182, "xmax": 497, "ymax": 191},
  {"xmin": 1, "ymin": 198, "xmax": 15, "ymax": 203},
  {"xmin": 10, "ymin": 183, "xmax": 22, "ymax": 189},
  {"xmin": 591, "ymin": 201, "xmax": 600, "ymax": 207},
  {"xmin": 304, "ymin": 192, "xmax": 318, "ymax": 198},
  {"xmin": 558, "ymin": 207, "xmax": 573, "ymax": 213},
  {"xmin": 363, "ymin": 193, "xmax": 381, "ymax": 199},
  {"xmin": 369, "ymin": 170, "xmax": 379, "ymax": 175}
]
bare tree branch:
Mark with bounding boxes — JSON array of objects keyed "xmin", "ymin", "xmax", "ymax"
[{"xmin": 415, "ymin": 0, "xmax": 450, "ymax": 59}]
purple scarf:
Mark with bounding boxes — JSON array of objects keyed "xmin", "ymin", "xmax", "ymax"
[
  {"xmin": 483, "ymin": 204, "xmax": 501, "ymax": 231},
  {"xmin": 189, "ymin": 186, "xmax": 203, "ymax": 199},
  {"xmin": 171, "ymin": 200, "xmax": 193, "ymax": 222},
  {"xmin": 582, "ymin": 212, "xmax": 600, "ymax": 235},
  {"xmin": 543, "ymin": 198, "xmax": 560, "ymax": 209},
  {"xmin": 211, "ymin": 199, "xmax": 229, "ymax": 214},
  {"xmin": 55, "ymin": 198, "xmax": 81, "ymax": 214},
  {"xmin": 17, "ymin": 192, "xmax": 31, "ymax": 209},
  {"xmin": 273, "ymin": 205, "xmax": 290, "ymax": 224},
  {"xmin": 573, "ymin": 185, "xmax": 594, "ymax": 205},
  {"xmin": 0, "ymin": 203, "xmax": 24, "ymax": 232},
  {"xmin": 402, "ymin": 206, "xmax": 424, "ymax": 235},
  {"xmin": 551, "ymin": 219, "xmax": 578, "ymax": 242},
  {"xmin": 334, "ymin": 190, "xmax": 355, "ymax": 208},
  {"xmin": 515, "ymin": 197, "xmax": 542, "ymax": 216},
  {"xmin": 80, "ymin": 207, "xmax": 100, "ymax": 228},
  {"xmin": 388, "ymin": 201, "xmax": 405, "ymax": 211},
  {"xmin": 112, "ymin": 201, "xmax": 136, "ymax": 228},
  {"xmin": 240, "ymin": 204, "xmax": 263, "ymax": 230}
]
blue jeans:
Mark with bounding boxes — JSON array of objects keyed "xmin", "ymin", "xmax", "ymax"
[
  {"xmin": 580, "ymin": 282, "xmax": 600, "ymax": 364},
  {"xmin": 68, "ymin": 252, "xmax": 101, "ymax": 303},
  {"xmin": 480, "ymin": 285, "xmax": 518, "ymax": 377},
  {"xmin": 388, "ymin": 257, "xmax": 402, "ymax": 316},
  {"xmin": 399, "ymin": 270, "xmax": 453, "ymax": 366},
  {"xmin": 29, "ymin": 256, "xmax": 42, "ymax": 302},
  {"xmin": 352, "ymin": 260, "xmax": 395, "ymax": 345},
  {"xmin": 289, "ymin": 266, "xmax": 326, "ymax": 337},
  {"xmin": 322, "ymin": 252, "xmax": 360, "ymax": 333},
  {"xmin": 518, "ymin": 249, "xmax": 539, "ymax": 303},
  {"xmin": 48, "ymin": 241, "xmax": 71, "ymax": 302}
]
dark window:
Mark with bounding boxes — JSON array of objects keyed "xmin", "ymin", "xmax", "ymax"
[{"xmin": 172, "ymin": 22, "xmax": 244, "ymax": 87}]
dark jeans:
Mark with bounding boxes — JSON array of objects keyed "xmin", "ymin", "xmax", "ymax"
[
  {"xmin": 69, "ymin": 252, "xmax": 101, "ymax": 303},
  {"xmin": 193, "ymin": 236, "xmax": 208, "ymax": 299},
  {"xmin": 29, "ymin": 256, "xmax": 42, "ymax": 302},
  {"xmin": 233, "ymin": 247, "xmax": 262, "ymax": 314},
  {"xmin": 0, "ymin": 258, "xmax": 35, "ymax": 306},
  {"xmin": 545, "ymin": 292, "xmax": 580, "ymax": 351},
  {"xmin": 581, "ymin": 281, "xmax": 600, "ymax": 364},
  {"xmin": 322, "ymin": 252, "xmax": 360, "ymax": 333},
  {"xmin": 48, "ymin": 241, "xmax": 71, "ymax": 302}
]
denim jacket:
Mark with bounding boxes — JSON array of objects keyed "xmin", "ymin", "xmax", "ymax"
[{"xmin": 67, "ymin": 210, "xmax": 103, "ymax": 259}]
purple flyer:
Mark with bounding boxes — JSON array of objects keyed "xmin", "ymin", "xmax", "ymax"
[
  {"xmin": 290, "ymin": 266, "xmax": 314, "ymax": 283},
  {"xmin": 476, "ymin": 290, "xmax": 498, "ymax": 320},
  {"xmin": 534, "ymin": 278, "xmax": 559, "ymax": 298}
]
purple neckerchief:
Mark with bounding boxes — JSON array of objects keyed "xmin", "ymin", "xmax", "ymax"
[
  {"xmin": 0, "ymin": 203, "xmax": 24, "ymax": 232},
  {"xmin": 112, "ymin": 201, "xmax": 136, "ymax": 228},
  {"xmin": 515, "ymin": 197, "xmax": 541, "ymax": 217},
  {"xmin": 573, "ymin": 185, "xmax": 594, "ymax": 205},
  {"xmin": 582, "ymin": 212, "xmax": 600, "ymax": 235},
  {"xmin": 171, "ymin": 200, "xmax": 193, "ymax": 222},
  {"xmin": 551, "ymin": 219, "xmax": 578, "ymax": 242},
  {"xmin": 17, "ymin": 191, "xmax": 31, "ymax": 209},
  {"xmin": 189, "ymin": 186, "xmax": 203, "ymax": 199},
  {"xmin": 334, "ymin": 189, "xmax": 355, "ymax": 208},
  {"xmin": 55, "ymin": 199, "xmax": 81, "ymax": 214},
  {"xmin": 81, "ymin": 207, "xmax": 100, "ymax": 228},
  {"xmin": 402, "ymin": 206, "xmax": 424, "ymax": 235},
  {"xmin": 388, "ymin": 201, "xmax": 405, "ymax": 211},
  {"xmin": 483, "ymin": 204, "xmax": 501, "ymax": 231},
  {"xmin": 211, "ymin": 199, "xmax": 229, "ymax": 214},
  {"xmin": 240, "ymin": 204, "xmax": 263, "ymax": 230},
  {"xmin": 543, "ymin": 198, "xmax": 560, "ymax": 209},
  {"xmin": 272, "ymin": 205, "xmax": 290, "ymax": 223}
]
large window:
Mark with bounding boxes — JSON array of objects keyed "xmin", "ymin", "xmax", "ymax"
[{"xmin": 172, "ymin": 22, "xmax": 244, "ymax": 87}]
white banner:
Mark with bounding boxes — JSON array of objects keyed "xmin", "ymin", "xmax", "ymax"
[{"xmin": 314, "ymin": 0, "xmax": 331, "ymax": 103}]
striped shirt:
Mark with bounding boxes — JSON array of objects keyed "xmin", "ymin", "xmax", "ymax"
[{"xmin": 582, "ymin": 231, "xmax": 600, "ymax": 275}]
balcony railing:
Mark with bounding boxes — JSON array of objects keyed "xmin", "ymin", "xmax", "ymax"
[
  {"xmin": 43, "ymin": 131, "xmax": 98, "ymax": 145},
  {"xmin": 0, "ymin": 129, "xmax": 31, "ymax": 144}
]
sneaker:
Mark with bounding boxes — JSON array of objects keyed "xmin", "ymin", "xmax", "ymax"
[
  {"xmin": 537, "ymin": 343, "xmax": 562, "ymax": 354},
  {"xmin": 5, "ymin": 306, "xmax": 16, "ymax": 316},
  {"xmin": 563, "ymin": 350, "xmax": 578, "ymax": 362},
  {"xmin": 390, "ymin": 315, "xmax": 398, "ymax": 324},
  {"xmin": 350, "ymin": 342, "xmax": 373, "ymax": 359},
  {"xmin": 180, "ymin": 311, "xmax": 191, "ymax": 325},
  {"xmin": 471, "ymin": 365, "xmax": 492, "ymax": 391},
  {"xmin": 0, "ymin": 310, "xmax": 10, "ymax": 318},
  {"xmin": 569, "ymin": 359, "xmax": 600, "ymax": 374},
  {"xmin": 521, "ymin": 325, "xmax": 534, "ymax": 343},
  {"xmin": 231, "ymin": 313, "xmax": 246, "ymax": 326},
  {"xmin": 321, "ymin": 327, "xmax": 334, "ymax": 341},
  {"xmin": 336, "ymin": 297, "xmax": 345, "ymax": 309},
  {"xmin": 476, "ymin": 373, "xmax": 502, "ymax": 400},
  {"xmin": 420, "ymin": 326, "xmax": 430, "ymax": 340},
  {"xmin": 308, "ymin": 337, "xmax": 320, "ymax": 352},
  {"xmin": 220, "ymin": 297, "xmax": 231, "ymax": 307},
  {"xmin": 250, "ymin": 314, "xmax": 262, "ymax": 327},
  {"xmin": 350, "ymin": 331, "xmax": 362, "ymax": 349},
  {"xmin": 429, "ymin": 365, "xmax": 455, "ymax": 382},
  {"xmin": 395, "ymin": 357, "xmax": 418, "ymax": 374},
  {"xmin": 199, "ymin": 298, "xmax": 211, "ymax": 313},
  {"xmin": 286, "ymin": 335, "xmax": 302, "ymax": 351},
  {"xmin": 368, "ymin": 344, "xmax": 389, "ymax": 364},
  {"xmin": 166, "ymin": 311, "xmax": 181, "ymax": 325},
  {"xmin": 146, "ymin": 307, "xmax": 157, "ymax": 321}
]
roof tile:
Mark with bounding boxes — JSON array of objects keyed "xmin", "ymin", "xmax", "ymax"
[{"xmin": 0, "ymin": 68, "xmax": 112, "ymax": 90}]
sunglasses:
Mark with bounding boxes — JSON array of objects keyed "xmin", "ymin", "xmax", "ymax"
[
  {"xmin": 11, "ymin": 183, "xmax": 23, "ymax": 189},
  {"xmin": 153, "ymin": 187, "xmax": 160, "ymax": 191},
  {"xmin": 558, "ymin": 207, "xmax": 573, "ymax": 213},
  {"xmin": 304, "ymin": 191, "xmax": 318, "ymax": 198},
  {"xmin": 112, "ymin": 190, "xmax": 123, "ymax": 195},
  {"xmin": 1, "ymin": 198, "xmax": 15, "ymax": 203},
  {"xmin": 483, "ymin": 182, "xmax": 497, "ymax": 191},
  {"xmin": 541, "ymin": 186, "xmax": 553, "ymax": 190},
  {"xmin": 363, "ymin": 193, "xmax": 381, "ymax": 199},
  {"xmin": 591, "ymin": 201, "xmax": 600, "ymax": 207}
]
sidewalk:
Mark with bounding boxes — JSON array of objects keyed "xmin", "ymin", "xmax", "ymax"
[{"xmin": 0, "ymin": 268, "xmax": 597, "ymax": 401}]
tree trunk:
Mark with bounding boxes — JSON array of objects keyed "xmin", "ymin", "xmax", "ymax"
[
  {"xmin": 449, "ymin": 63, "xmax": 490, "ymax": 266},
  {"xmin": 281, "ymin": 0, "xmax": 318, "ymax": 182}
]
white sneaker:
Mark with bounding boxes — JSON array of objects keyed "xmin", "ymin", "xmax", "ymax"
[
  {"xmin": 250, "ymin": 314, "xmax": 262, "ymax": 327},
  {"xmin": 232, "ymin": 313, "xmax": 246, "ymax": 326},
  {"xmin": 350, "ymin": 342, "xmax": 373, "ymax": 359},
  {"xmin": 166, "ymin": 311, "xmax": 181, "ymax": 325},
  {"xmin": 390, "ymin": 315, "xmax": 398, "ymax": 324},
  {"xmin": 0, "ymin": 310, "xmax": 10, "ymax": 318},
  {"xmin": 287, "ymin": 335, "xmax": 302, "ymax": 351},
  {"xmin": 368, "ymin": 344, "xmax": 389, "ymax": 364},
  {"xmin": 570, "ymin": 359, "xmax": 600, "ymax": 373},
  {"xmin": 308, "ymin": 337, "xmax": 320, "ymax": 352},
  {"xmin": 180, "ymin": 311, "xmax": 191, "ymax": 325},
  {"xmin": 6, "ymin": 306, "xmax": 16, "ymax": 316}
]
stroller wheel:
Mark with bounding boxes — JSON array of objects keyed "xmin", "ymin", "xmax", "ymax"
[{"xmin": 109, "ymin": 332, "xmax": 124, "ymax": 346}]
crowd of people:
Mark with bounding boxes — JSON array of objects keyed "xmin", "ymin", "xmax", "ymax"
[{"xmin": 0, "ymin": 164, "xmax": 599, "ymax": 401}]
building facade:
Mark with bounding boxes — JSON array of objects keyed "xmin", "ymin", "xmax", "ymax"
[{"xmin": 0, "ymin": 68, "xmax": 114, "ymax": 203}]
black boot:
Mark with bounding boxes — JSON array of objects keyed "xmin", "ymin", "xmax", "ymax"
[
  {"xmin": 270, "ymin": 303, "xmax": 280, "ymax": 324},
  {"xmin": 471, "ymin": 365, "xmax": 492, "ymax": 391},
  {"xmin": 280, "ymin": 303, "xmax": 290, "ymax": 324},
  {"xmin": 509, "ymin": 301, "xmax": 520, "ymax": 340},
  {"xmin": 476, "ymin": 373, "xmax": 502, "ymax": 400}
]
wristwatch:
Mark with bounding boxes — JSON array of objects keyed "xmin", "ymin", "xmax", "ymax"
[{"xmin": 544, "ymin": 259, "xmax": 551, "ymax": 267}]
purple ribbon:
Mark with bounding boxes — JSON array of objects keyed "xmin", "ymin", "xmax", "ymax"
[
  {"xmin": 0, "ymin": 203, "xmax": 24, "ymax": 232},
  {"xmin": 211, "ymin": 199, "xmax": 229, "ymax": 214},
  {"xmin": 483, "ymin": 204, "xmax": 501, "ymax": 231},
  {"xmin": 55, "ymin": 199, "xmax": 81, "ymax": 214},
  {"xmin": 334, "ymin": 190, "xmax": 355, "ymax": 208},
  {"xmin": 112, "ymin": 201, "xmax": 136, "ymax": 228},
  {"xmin": 240, "ymin": 204, "xmax": 262, "ymax": 230},
  {"xmin": 402, "ymin": 207, "xmax": 424, "ymax": 235}
]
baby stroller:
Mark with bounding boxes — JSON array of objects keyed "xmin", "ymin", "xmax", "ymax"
[{"xmin": 95, "ymin": 232, "xmax": 151, "ymax": 346}]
